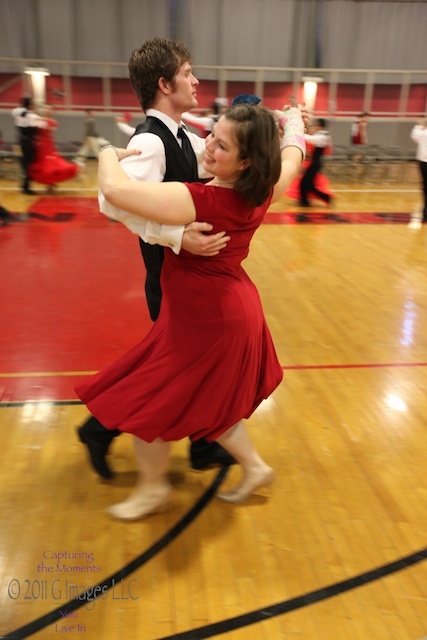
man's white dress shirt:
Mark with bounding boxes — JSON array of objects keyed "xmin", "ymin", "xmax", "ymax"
[
  {"xmin": 411, "ymin": 125, "xmax": 427, "ymax": 163},
  {"xmin": 11, "ymin": 107, "xmax": 47, "ymax": 130},
  {"xmin": 99, "ymin": 109, "xmax": 206, "ymax": 254}
]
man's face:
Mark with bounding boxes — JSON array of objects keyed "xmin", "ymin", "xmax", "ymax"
[{"xmin": 169, "ymin": 61, "xmax": 199, "ymax": 112}]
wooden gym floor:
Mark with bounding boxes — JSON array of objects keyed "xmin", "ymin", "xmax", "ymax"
[{"xmin": 0, "ymin": 160, "xmax": 427, "ymax": 639}]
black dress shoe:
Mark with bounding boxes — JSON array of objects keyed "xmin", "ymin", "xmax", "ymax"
[
  {"xmin": 190, "ymin": 440, "xmax": 236, "ymax": 470},
  {"xmin": 22, "ymin": 188, "xmax": 36, "ymax": 195},
  {"xmin": 77, "ymin": 426, "xmax": 113, "ymax": 479}
]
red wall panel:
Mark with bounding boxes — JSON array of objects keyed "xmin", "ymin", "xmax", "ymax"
[{"xmin": 1, "ymin": 73, "xmax": 425, "ymax": 116}]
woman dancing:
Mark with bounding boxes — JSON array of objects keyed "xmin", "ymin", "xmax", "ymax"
[{"xmin": 76, "ymin": 104, "xmax": 306, "ymax": 520}]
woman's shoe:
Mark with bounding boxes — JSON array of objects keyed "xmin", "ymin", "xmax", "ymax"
[
  {"xmin": 107, "ymin": 487, "xmax": 170, "ymax": 521},
  {"xmin": 217, "ymin": 466, "xmax": 275, "ymax": 503}
]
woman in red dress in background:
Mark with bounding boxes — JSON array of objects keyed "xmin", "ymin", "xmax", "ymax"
[
  {"xmin": 29, "ymin": 105, "xmax": 79, "ymax": 190},
  {"xmin": 351, "ymin": 112, "xmax": 370, "ymax": 145}
]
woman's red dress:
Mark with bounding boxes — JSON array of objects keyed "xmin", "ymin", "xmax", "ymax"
[
  {"xmin": 29, "ymin": 118, "xmax": 79, "ymax": 186},
  {"xmin": 75, "ymin": 183, "xmax": 283, "ymax": 442}
]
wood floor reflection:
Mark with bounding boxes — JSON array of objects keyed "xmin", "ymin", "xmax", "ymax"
[{"xmin": 1, "ymin": 162, "xmax": 427, "ymax": 639}]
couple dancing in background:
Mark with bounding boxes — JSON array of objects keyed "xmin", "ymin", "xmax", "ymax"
[
  {"xmin": 29, "ymin": 104, "xmax": 79, "ymax": 191},
  {"xmin": 76, "ymin": 38, "xmax": 307, "ymax": 520},
  {"xmin": 285, "ymin": 117, "xmax": 334, "ymax": 207},
  {"xmin": 12, "ymin": 98, "xmax": 78, "ymax": 193}
]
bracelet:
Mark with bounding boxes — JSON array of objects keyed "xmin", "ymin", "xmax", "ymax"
[{"xmin": 99, "ymin": 144, "xmax": 119, "ymax": 159}]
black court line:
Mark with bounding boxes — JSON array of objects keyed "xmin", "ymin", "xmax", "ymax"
[
  {"xmin": 0, "ymin": 400, "xmax": 83, "ymax": 408},
  {"xmin": 2, "ymin": 402, "xmax": 427, "ymax": 639},
  {"xmin": 156, "ymin": 546, "xmax": 427, "ymax": 639},
  {"xmin": 1, "ymin": 466, "xmax": 229, "ymax": 640}
]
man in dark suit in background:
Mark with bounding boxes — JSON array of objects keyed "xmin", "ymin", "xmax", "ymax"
[
  {"xmin": 11, "ymin": 97, "xmax": 46, "ymax": 194},
  {"xmin": 299, "ymin": 118, "xmax": 332, "ymax": 207}
]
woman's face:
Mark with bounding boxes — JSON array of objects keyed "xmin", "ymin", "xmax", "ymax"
[{"xmin": 203, "ymin": 116, "xmax": 247, "ymax": 183}]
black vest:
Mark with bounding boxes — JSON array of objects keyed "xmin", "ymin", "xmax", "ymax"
[
  {"xmin": 310, "ymin": 131, "xmax": 329, "ymax": 168},
  {"xmin": 132, "ymin": 116, "xmax": 202, "ymax": 318},
  {"xmin": 311, "ymin": 145, "xmax": 325, "ymax": 167},
  {"xmin": 132, "ymin": 116, "xmax": 200, "ymax": 183}
]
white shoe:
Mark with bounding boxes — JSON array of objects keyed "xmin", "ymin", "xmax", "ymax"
[
  {"xmin": 408, "ymin": 212, "xmax": 422, "ymax": 229},
  {"xmin": 217, "ymin": 466, "xmax": 275, "ymax": 503},
  {"xmin": 106, "ymin": 487, "xmax": 171, "ymax": 521}
]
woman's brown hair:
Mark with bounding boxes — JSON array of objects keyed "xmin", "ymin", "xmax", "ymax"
[{"xmin": 225, "ymin": 105, "xmax": 282, "ymax": 208}]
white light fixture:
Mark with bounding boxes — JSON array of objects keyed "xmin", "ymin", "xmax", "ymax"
[
  {"xmin": 24, "ymin": 67, "xmax": 50, "ymax": 77},
  {"xmin": 302, "ymin": 76, "xmax": 324, "ymax": 112},
  {"xmin": 302, "ymin": 76, "xmax": 324, "ymax": 83},
  {"xmin": 24, "ymin": 67, "xmax": 50, "ymax": 106}
]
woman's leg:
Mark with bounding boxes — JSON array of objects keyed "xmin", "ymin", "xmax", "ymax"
[
  {"xmin": 216, "ymin": 421, "xmax": 274, "ymax": 503},
  {"xmin": 107, "ymin": 436, "xmax": 171, "ymax": 520}
]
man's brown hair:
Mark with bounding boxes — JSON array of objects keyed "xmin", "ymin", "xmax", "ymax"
[{"xmin": 129, "ymin": 38, "xmax": 192, "ymax": 112}]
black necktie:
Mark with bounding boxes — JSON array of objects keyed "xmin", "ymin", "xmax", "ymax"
[{"xmin": 177, "ymin": 126, "xmax": 196, "ymax": 167}]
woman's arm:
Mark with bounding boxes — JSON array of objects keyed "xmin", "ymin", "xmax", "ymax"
[
  {"xmin": 271, "ymin": 107, "xmax": 306, "ymax": 203},
  {"xmin": 271, "ymin": 146, "xmax": 304, "ymax": 203},
  {"xmin": 116, "ymin": 119, "xmax": 136, "ymax": 137},
  {"xmin": 182, "ymin": 111, "xmax": 213, "ymax": 132},
  {"xmin": 98, "ymin": 146, "xmax": 197, "ymax": 226}
]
